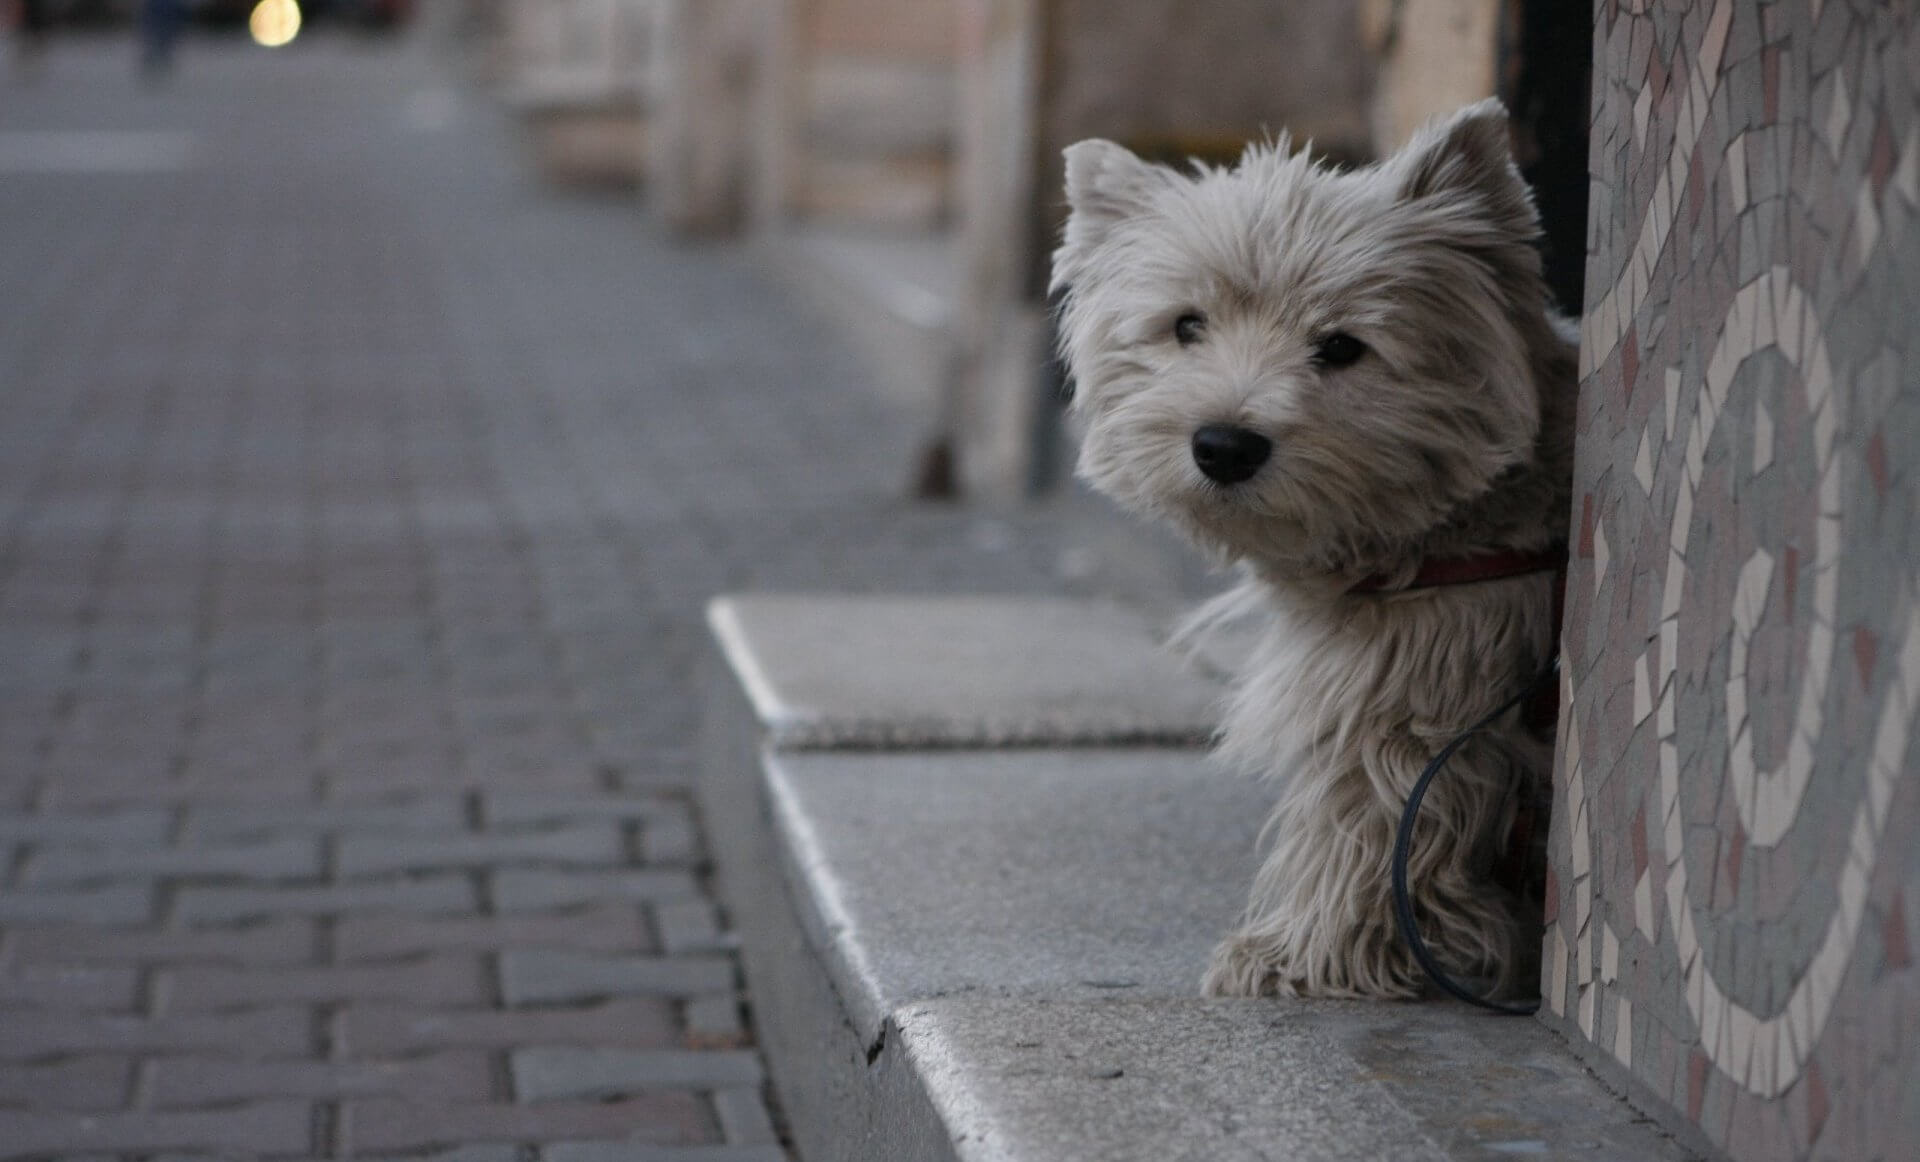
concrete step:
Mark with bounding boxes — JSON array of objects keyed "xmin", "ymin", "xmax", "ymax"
[{"xmin": 699, "ymin": 594, "xmax": 1698, "ymax": 1162}]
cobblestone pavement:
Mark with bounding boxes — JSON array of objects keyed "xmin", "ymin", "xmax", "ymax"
[{"xmin": 0, "ymin": 28, "xmax": 1204, "ymax": 1162}]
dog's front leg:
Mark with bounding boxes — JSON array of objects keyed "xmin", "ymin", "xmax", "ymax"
[{"xmin": 1202, "ymin": 732, "xmax": 1524, "ymax": 1000}]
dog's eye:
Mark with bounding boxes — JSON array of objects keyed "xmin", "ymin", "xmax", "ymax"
[
  {"xmin": 1311, "ymin": 332, "xmax": 1366, "ymax": 369},
  {"xmin": 1173, "ymin": 313, "xmax": 1207, "ymax": 346}
]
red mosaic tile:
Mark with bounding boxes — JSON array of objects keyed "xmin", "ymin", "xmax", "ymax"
[
  {"xmin": 1853, "ymin": 626, "xmax": 1878, "ymax": 690},
  {"xmin": 1869, "ymin": 110, "xmax": 1896, "ymax": 200},
  {"xmin": 1866, "ymin": 429, "xmax": 1889, "ymax": 499},
  {"xmin": 1884, "ymin": 888, "xmax": 1911, "ymax": 972},
  {"xmin": 1805, "ymin": 1061, "xmax": 1830, "ymax": 1145}
]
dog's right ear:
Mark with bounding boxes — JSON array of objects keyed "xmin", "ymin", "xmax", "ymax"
[{"xmin": 1054, "ymin": 140, "xmax": 1166, "ymax": 291}]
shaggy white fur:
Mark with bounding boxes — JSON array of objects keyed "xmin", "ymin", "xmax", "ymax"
[{"xmin": 1052, "ymin": 100, "xmax": 1577, "ymax": 999}]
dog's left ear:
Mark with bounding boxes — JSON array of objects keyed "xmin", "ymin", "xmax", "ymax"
[{"xmin": 1391, "ymin": 99, "xmax": 1537, "ymax": 238}]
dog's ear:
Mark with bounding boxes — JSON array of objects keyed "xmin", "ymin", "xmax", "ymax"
[
  {"xmin": 1054, "ymin": 140, "xmax": 1168, "ymax": 289},
  {"xmin": 1391, "ymin": 99, "xmax": 1536, "ymax": 236}
]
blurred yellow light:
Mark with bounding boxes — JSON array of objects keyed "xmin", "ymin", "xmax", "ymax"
[{"xmin": 250, "ymin": 0, "xmax": 302, "ymax": 48}]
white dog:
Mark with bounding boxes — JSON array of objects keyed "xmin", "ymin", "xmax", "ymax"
[{"xmin": 1051, "ymin": 100, "xmax": 1575, "ymax": 999}]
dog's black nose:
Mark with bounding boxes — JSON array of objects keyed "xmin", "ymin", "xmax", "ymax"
[{"xmin": 1191, "ymin": 424, "xmax": 1272, "ymax": 484}]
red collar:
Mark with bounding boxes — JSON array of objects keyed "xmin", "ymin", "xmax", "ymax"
[
  {"xmin": 1347, "ymin": 545, "xmax": 1567, "ymax": 595},
  {"xmin": 1349, "ymin": 544, "xmax": 1569, "ymax": 733}
]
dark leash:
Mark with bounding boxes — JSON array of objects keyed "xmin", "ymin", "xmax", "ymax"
[{"xmin": 1389, "ymin": 657, "xmax": 1558, "ymax": 1015}]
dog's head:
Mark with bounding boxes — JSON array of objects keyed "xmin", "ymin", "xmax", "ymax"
[{"xmin": 1052, "ymin": 100, "xmax": 1553, "ymax": 575}]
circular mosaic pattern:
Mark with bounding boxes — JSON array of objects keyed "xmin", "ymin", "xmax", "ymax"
[{"xmin": 1546, "ymin": 2, "xmax": 1918, "ymax": 1157}]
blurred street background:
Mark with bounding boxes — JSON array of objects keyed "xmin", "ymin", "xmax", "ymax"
[{"xmin": 0, "ymin": 5, "xmax": 1207, "ymax": 1158}]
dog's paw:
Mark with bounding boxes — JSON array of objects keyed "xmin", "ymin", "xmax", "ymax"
[
  {"xmin": 1200, "ymin": 937, "xmax": 1290, "ymax": 998},
  {"xmin": 1201, "ymin": 931, "xmax": 1424, "ymax": 1000}
]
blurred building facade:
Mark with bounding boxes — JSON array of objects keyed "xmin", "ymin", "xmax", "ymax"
[{"xmin": 488, "ymin": 0, "xmax": 1423, "ymax": 498}]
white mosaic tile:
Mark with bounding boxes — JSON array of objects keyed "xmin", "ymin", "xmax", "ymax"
[
  {"xmin": 1698, "ymin": 0, "xmax": 1732, "ymax": 78},
  {"xmin": 1730, "ymin": 1004, "xmax": 1756, "ymax": 1090},
  {"xmin": 1634, "ymin": 426, "xmax": 1655, "ymax": 493},
  {"xmin": 1822, "ymin": 70, "xmax": 1851, "ymax": 158},
  {"xmin": 1662, "ymin": 547, "xmax": 1688, "ymax": 619},
  {"xmin": 1778, "ymin": 281, "xmax": 1804, "ymax": 360},
  {"xmin": 1672, "ymin": 474, "xmax": 1695, "ymax": 543},
  {"xmin": 1615, "ymin": 995, "xmax": 1635, "ymax": 1068},
  {"xmin": 1896, "ymin": 124, "xmax": 1920, "ymax": 205},
  {"xmin": 1752, "ymin": 399, "xmax": 1774, "ymax": 475},
  {"xmin": 1701, "ymin": 972, "xmax": 1727, "ymax": 1058},
  {"xmin": 1855, "ymin": 183, "xmax": 1882, "ymax": 267}
]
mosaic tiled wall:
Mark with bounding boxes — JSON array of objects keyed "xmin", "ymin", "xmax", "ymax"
[{"xmin": 1544, "ymin": 2, "xmax": 1918, "ymax": 1159}]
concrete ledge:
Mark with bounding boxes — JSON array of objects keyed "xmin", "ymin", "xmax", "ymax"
[
  {"xmin": 699, "ymin": 594, "xmax": 1695, "ymax": 1162},
  {"xmin": 894, "ymin": 996, "xmax": 1692, "ymax": 1161},
  {"xmin": 706, "ymin": 594, "xmax": 1220, "ymax": 749},
  {"xmin": 764, "ymin": 748, "xmax": 1265, "ymax": 1048}
]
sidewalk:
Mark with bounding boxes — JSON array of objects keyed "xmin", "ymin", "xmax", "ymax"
[{"xmin": 0, "ymin": 28, "xmax": 1201, "ymax": 1161}]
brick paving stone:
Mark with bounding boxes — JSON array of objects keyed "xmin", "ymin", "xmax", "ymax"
[
  {"xmin": 180, "ymin": 798, "xmax": 471, "ymax": 841},
  {"xmin": 174, "ymin": 876, "xmax": 477, "ymax": 923},
  {"xmin": 0, "ymin": 1100, "xmax": 313, "ymax": 1158},
  {"xmin": 9, "ymin": 919, "xmax": 317, "ymax": 966},
  {"xmin": 0, "ymin": 1058, "xmax": 135, "ymax": 1111},
  {"xmin": 0, "ymin": 1008, "xmax": 312, "ymax": 1060},
  {"xmin": 712, "ymin": 1088, "xmax": 781, "ymax": 1146},
  {"xmin": 499, "ymin": 950, "xmax": 736, "ymax": 1006},
  {"xmin": 337, "ymin": 997, "xmax": 681, "ymax": 1055},
  {"xmin": 683, "ymin": 997, "xmax": 749, "ymax": 1049},
  {"xmin": 492, "ymin": 868, "xmax": 701, "ymax": 912},
  {"xmin": 0, "ymin": 885, "xmax": 154, "ymax": 927},
  {"xmin": 337, "ymin": 822, "xmax": 624, "ymax": 877},
  {"xmin": 43, "ymin": 777, "xmax": 318, "ymax": 810},
  {"xmin": 481, "ymin": 791, "xmax": 682, "ymax": 827},
  {"xmin": 149, "ymin": 1049, "xmax": 495, "ymax": 1108},
  {"xmin": 0, "ymin": 810, "xmax": 172, "ymax": 848},
  {"xmin": 9, "ymin": 914, "xmax": 316, "ymax": 960},
  {"xmin": 652, "ymin": 899, "xmax": 732, "ymax": 955},
  {"xmin": 341, "ymin": 1094, "xmax": 713, "ymax": 1153},
  {"xmin": 335, "ymin": 902, "xmax": 652, "ymax": 961},
  {"xmin": 162, "ymin": 952, "xmax": 489, "ymax": 1011},
  {"xmin": 512, "ymin": 1047, "xmax": 763, "ymax": 1101},
  {"xmin": 327, "ymin": 763, "xmax": 594, "ymax": 797},
  {"xmin": 25, "ymin": 836, "xmax": 322, "ymax": 886},
  {"xmin": 0, "ymin": 27, "xmax": 1203, "ymax": 1158},
  {"xmin": 0, "ymin": 963, "xmax": 141, "ymax": 1009},
  {"xmin": 639, "ymin": 807, "xmax": 703, "ymax": 865}
]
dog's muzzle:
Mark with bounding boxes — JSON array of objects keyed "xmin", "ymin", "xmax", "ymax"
[{"xmin": 1191, "ymin": 424, "xmax": 1272, "ymax": 485}]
